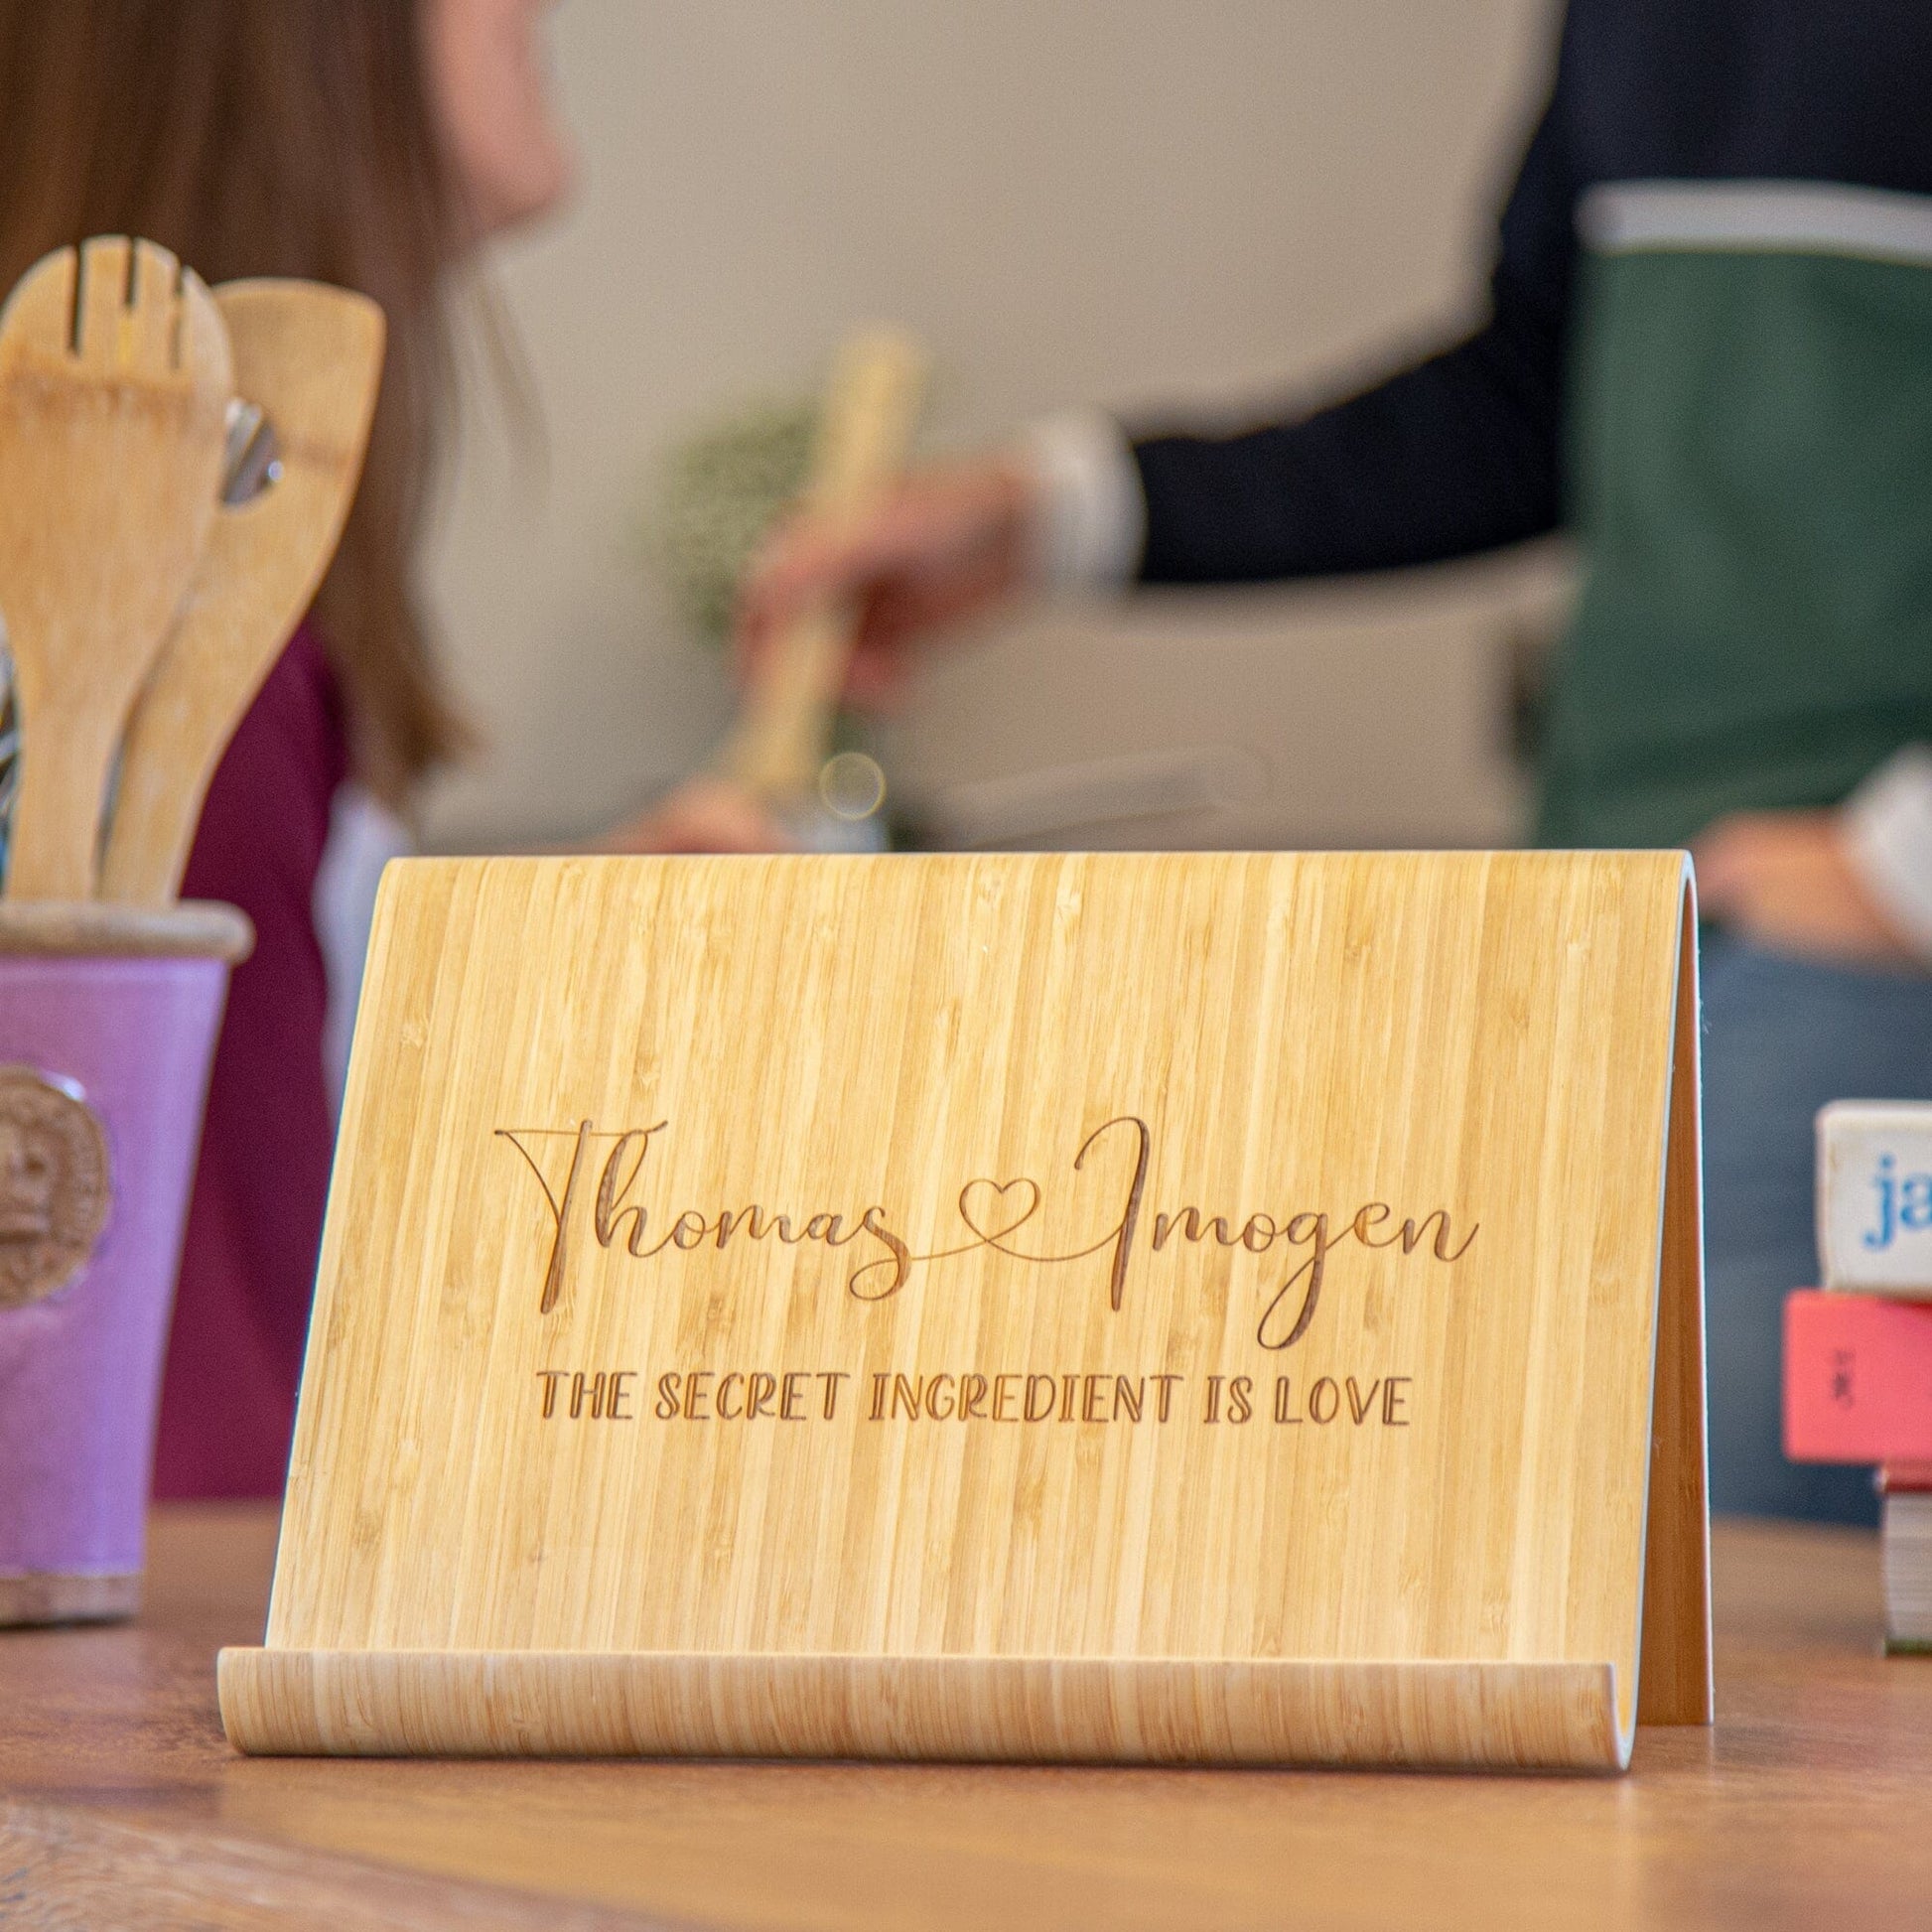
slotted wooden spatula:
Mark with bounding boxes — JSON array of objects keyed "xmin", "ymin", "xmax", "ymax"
[
  {"xmin": 0, "ymin": 238, "xmax": 231, "ymax": 900},
  {"xmin": 101, "ymin": 281, "xmax": 384, "ymax": 904}
]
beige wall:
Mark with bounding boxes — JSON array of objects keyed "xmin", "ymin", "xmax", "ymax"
[{"xmin": 421, "ymin": 0, "xmax": 1568, "ymax": 851}]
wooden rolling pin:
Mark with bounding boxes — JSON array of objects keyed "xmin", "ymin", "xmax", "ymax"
[{"xmin": 714, "ymin": 328, "xmax": 927, "ymax": 810}]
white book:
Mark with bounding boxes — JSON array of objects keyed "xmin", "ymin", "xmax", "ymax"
[
  {"xmin": 1816, "ymin": 1101, "xmax": 1932, "ymax": 1295},
  {"xmin": 1884, "ymin": 1491, "xmax": 1932, "ymax": 1650}
]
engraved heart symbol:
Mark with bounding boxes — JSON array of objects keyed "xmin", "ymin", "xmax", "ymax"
[{"xmin": 958, "ymin": 1176, "xmax": 1041, "ymax": 1246}]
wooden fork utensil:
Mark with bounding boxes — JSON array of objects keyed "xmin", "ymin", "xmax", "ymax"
[{"xmin": 0, "ymin": 238, "xmax": 231, "ymax": 900}]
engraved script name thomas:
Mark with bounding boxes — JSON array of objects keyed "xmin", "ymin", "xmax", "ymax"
[{"xmin": 497, "ymin": 1115, "xmax": 1475, "ymax": 1351}]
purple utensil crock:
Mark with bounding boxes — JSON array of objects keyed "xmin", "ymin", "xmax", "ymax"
[{"xmin": 0, "ymin": 900, "xmax": 251, "ymax": 1624}]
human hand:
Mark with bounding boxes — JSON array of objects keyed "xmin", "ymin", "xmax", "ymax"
[
  {"xmin": 599, "ymin": 775, "xmax": 796, "ymax": 855},
  {"xmin": 734, "ymin": 458, "xmax": 1038, "ymax": 709},
  {"xmin": 1693, "ymin": 808, "xmax": 1918, "ymax": 966}
]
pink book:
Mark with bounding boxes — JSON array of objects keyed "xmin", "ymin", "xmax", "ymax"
[{"xmin": 1785, "ymin": 1291, "xmax": 1932, "ymax": 1463}]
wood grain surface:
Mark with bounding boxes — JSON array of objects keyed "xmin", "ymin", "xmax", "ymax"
[
  {"xmin": 219, "ymin": 1650, "xmax": 1623, "ymax": 1768},
  {"xmin": 235, "ymin": 851, "xmax": 1701, "ymax": 1768},
  {"xmin": 5, "ymin": 1506, "xmax": 1930, "ymax": 1931}
]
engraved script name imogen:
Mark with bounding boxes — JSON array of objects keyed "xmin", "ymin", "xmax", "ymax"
[{"xmin": 499, "ymin": 1115, "xmax": 1477, "ymax": 1351}]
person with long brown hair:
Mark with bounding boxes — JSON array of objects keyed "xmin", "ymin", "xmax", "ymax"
[{"xmin": 0, "ymin": 0, "xmax": 749, "ymax": 1496}]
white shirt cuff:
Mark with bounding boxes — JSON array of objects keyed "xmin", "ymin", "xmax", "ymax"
[
  {"xmin": 1018, "ymin": 409, "xmax": 1146, "ymax": 594},
  {"xmin": 1844, "ymin": 745, "xmax": 1932, "ymax": 960}
]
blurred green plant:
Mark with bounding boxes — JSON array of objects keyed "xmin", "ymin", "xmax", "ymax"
[{"xmin": 640, "ymin": 397, "xmax": 817, "ymax": 651}]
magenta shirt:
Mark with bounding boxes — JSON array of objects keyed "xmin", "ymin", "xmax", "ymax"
[{"xmin": 151, "ymin": 621, "xmax": 347, "ymax": 1499}]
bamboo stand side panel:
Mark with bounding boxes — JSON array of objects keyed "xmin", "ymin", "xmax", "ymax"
[
  {"xmin": 1635, "ymin": 879, "xmax": 1714, "ymax": 1726},
  {"xmin": 217, "ymin": 1650, "xmax": 1625, "ymax": 1771}
]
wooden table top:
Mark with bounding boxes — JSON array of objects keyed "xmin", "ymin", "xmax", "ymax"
[{"xmin": 3, "ymin": 1508, "xmax": 1930, "ymax": 1930}]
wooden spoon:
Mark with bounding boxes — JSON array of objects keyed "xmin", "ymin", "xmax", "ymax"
[
  {"xmin": 100, "ymin": 281, "xmax": 384, "ymax": 904},
  {"xmin": 0, "ymin": 238, "xmax": 231, "ymax": 900},
  {"xmin": 716, "ymin": 327, "xmax": 927, "ymax": 808}
]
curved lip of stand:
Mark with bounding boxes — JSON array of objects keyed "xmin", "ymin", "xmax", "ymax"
[
  {"xmin": 216, "ymin": 1646, "xmax": 1631, "ymax": 1772},
  {"xmin": 0, "ymin": 899, "xmax": 253, "ymax": 961}
]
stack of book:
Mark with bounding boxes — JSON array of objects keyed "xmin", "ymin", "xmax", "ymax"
[{"xmin": 1786, "ymin": 1102, "xmax": 1932, "ymax": 1651}]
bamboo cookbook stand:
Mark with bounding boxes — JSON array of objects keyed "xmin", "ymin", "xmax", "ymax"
[{"xmin": 220, "ymin": 849, "xmax": 1711, "ymax": 1772}]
